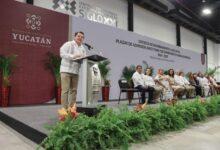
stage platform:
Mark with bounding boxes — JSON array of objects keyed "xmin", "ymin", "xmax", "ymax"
[
  {"xmin": 0, "ymin": 97, "xmax": 198, "ymax": 146},
  {"xmin": 0, "ymin": 99, "xmax": 140, "ymax": 144}
]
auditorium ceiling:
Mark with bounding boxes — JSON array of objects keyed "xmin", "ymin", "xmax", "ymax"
[{"xmin": 135, "ymin": 0, "xmax": 220, "ymax": 43}]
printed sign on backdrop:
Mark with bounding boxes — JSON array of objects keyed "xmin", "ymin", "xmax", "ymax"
[
  {"xmin": 52, "ymin": 0, "xmax": 117, "ymax": 27},
  {"xmin": 0, "ymin": 0, "xmax": 69, "ymax": 105},
  {"xmin": 71, "ymin": 16, "xmax": 206, "ymax": 101},
  {"xmin": 11, "ymin": 13, "xmax": 52, "ymax": 48}
]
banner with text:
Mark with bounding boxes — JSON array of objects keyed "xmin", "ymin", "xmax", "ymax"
[
  {"xmin": 0, "ymin": 0, "xmax": 69, "ymax": 105},
  {"xmin": 72, "ymin": 16, "xmax": 206, "ymax": 100},
  {"xmin": 52, "ymin": 0, "xmax": 117, "ymax": 27}
]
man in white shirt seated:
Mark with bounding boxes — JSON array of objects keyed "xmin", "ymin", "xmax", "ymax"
[
  {"xmin": 60, "ymin": 31, "xmax": 86, "ymax": 109},
  {"xmin": 197, "ymin": 73, "xmax": 210, "ymax": 97},
  {"xmin": 132, "ymin": 65, "xmax": 155, "ymax": 104},
  {"xmin": 144, "ymin": 68, "xmax": 163, "ymax": 102},
  {"xmin": 176, "ymin": 71, "xmax": 195, "ymax": 98}
]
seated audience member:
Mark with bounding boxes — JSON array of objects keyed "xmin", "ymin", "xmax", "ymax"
[
  {"xmin": 178, "ymin": 71, "xmax": 196, "ymax": 98},
  {"xmin": 189, "ymin": 73, "xmax": 203, "ymax": 97},
  {"xmin": 206, "ymin": 75, "xmax": 216, "ymax": 95},
  {"xmin": 155, "ymin": 69, "xmax": 173, "ymax": 101},
  {"xmin": 197, "ymin": 73, "xmax": 210, "ymax": 97},
  {"xmin": 132, "ymin": 65, "xmax": 155, "ymax": 104},
  {"xmin": 167, "ymin": 69, "xmax": 185, "ymax": 99},
  {"xmin": 209, "ymin": 75, "xmax": 220, "ymax": 94},
  {"xmin": 144, "ymin": 68, "xmax": 163, "ymax": 102}
]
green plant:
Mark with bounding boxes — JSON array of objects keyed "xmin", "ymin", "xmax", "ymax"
[
  {"xmin": 41, "ymin": 96, "xmax": 220, "ymax": 150},
  {"xmin": 42, "ymin": 109, "xmax": 134, "ymax": 150},
  {"xmin": 118, "ymin": 109, "xmax": 151, "ymax": 142},
  {"xmin": 96, "ymin": 108, "xmax": 134, "ymax": 148},
  {"xmin": 159, "ymin": 104, "xmax": 185, "ymax": 131},
  {"xmin": 204, "ymin": 96, "xmax": 218, "ymax": 116},
  {"xmin": 45, "ymin": 52, "xmax": 61, "ymax": 86},
  {"xmin": 142, "ymin": 107, "xmax": 164, "ymax": 134},
  {"xmin": 190, "ymin": 99, "xmax": 207, "ymax": 121},
  {"xmin": 98, "ymin": 60, "xmax": 111, "ymax": 86},
  {"xmin": 217, "ymin": 96, "xmax": 220, "ymax": 114},
  {"xmin": 121, "ymin": 65, "xmax": 136, "ymax": 88},
  {"xmin": 0, "ymin": 54, "xmax": 17, "ymax": 86},
  {"xmin": 205, "ymin": 66, "xmax": 220, "ymax": 76},
  {"xmin": 175, "ymin": 103, "xmax": 194, "ymax": 125},
  {"xmin": 163, "ymin": 70, "xmax": 169, "ymax": 75}
]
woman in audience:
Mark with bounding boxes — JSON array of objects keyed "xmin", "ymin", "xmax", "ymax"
[
  {"xmin": 197, "ymin": 73, "xmax": 210, "ymax": 97},
  {"xmin": 167, "ymin": 69, "xmax": 185, "ymax": 99},
  {"xmin": 144, "ymin": 68, "xmax": 163, "ymax": 103},
  {"xmin": 189, "ymin": 72, "xmax": 202, "ymax": 97},
  {"xmin": 155, "ymin": 69, "xmax": 173, "ymax": 101},
  {"xmin": 209, "ymin": 75, "xmax": 220, "ymax": 94},
  {"xmin": 206, "ymin": 75, "xmax": 216, "ymax": 95}
]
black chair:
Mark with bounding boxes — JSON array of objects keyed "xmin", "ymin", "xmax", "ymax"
[{"xmin": 118, "ymin": 79, "xmax": 141, "ymax": 104}]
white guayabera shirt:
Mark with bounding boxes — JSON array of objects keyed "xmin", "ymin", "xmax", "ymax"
[
  {"xmin": 144, "ymin": 75, "xmax": 155, "ymax": 87},
  {"xmin": 132, "ymin": 71, "xmax": 145, "ymax": 88},
  {"xmin": 60, "ymin": 40, "xmax": 86, "ymax": 74},
  {"xmin": 197, "ymin": 77, "xmax": 210, "ymax": 86},
  {"xmin": 174, "ymin": 75, "xmax": 185, "ymax": 86}
]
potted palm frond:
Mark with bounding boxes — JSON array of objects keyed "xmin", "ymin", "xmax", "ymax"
[
  {"xmin": 0, "ymin": 54, "xmax": 17, "ymax": 107},
  {"xmin": 98, "ymin": 60, "xmax": 111, "ymax": 102},
  {"xmin": 45, "ymin": 52, "xmax": 61, "ymax": 104},
  {"xmin": 121, "ymin": 65, "xmax": 136, "ymax": 103},
  {"xmin": 164, "ymin": 70, "xmax": 169, "ymax": 75},
  {"xmin": 205, "ymin": 66, "xmax": 220, "ymax": 76}
]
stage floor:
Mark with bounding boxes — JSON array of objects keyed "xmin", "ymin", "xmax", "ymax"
[
  {"xmin": 0, "ymin": 99, "xmax": 139, "ymax": 135},
  {"xmin": 0, "ymin": 98, "xmax": 195, "ymax": 144},
  {"xmin": 0, "ymin": 104, "xmax": 60, "ymax": 134}
]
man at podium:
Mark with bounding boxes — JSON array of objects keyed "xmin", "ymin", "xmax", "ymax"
[{"xmin": 60, "ymin": 31, "xmax": 86, "ymax": 109}]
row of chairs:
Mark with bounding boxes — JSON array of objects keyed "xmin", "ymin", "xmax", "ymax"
[
  {"xmin": 118, "ymin": 79, "xmax": 214, "ymax": 104},
  {"xmin": 118, "ymin": 79, "xmax": 141, "ymax": 104}
]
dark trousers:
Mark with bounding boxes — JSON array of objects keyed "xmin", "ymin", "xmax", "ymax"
[
  {"xmin": 135, "ymin": 85, "xmax": 154, "ymax": 104},
  {"xmin": 194, "ymin": 85, "xmax": 202, "ymax": 96}
]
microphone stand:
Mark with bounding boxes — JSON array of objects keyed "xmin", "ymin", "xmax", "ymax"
[{"xmin": 83, "ymin": 43, "xmax": 103, "ymax": 57}]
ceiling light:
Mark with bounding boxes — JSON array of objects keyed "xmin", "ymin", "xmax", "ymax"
[{"xmin": 202, "ymin": 8, "xmax": 212, "ymax": 15}]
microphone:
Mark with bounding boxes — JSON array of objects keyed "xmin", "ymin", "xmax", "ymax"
[{"xmin": 83, "ymin": 43, "xmax": 93, "ymax": 50}]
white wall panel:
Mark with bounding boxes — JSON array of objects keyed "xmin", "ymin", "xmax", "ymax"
[
  {"xmin": 181, "ymin": 27, "xmax": 203, "ymax": 53},
  {"xmin": 213, "ymin": 44, "xmax": 220, "ymax": 81},
  {"xmin": 207, "ymin": 39, "xmax": 216, "ymax": 68},
  {"xmin": 133, "ymin": 4, "xmax": 176, "ymax": 45}
]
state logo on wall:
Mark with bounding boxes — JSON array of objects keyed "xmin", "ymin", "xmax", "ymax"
[
  {"xmin": 26, "ymin": 14, "xmax": 42, "ymax": 31},
  {"xmin": 11, "ymin": 12, "xmax": 52, "ymax": 48},
  {"xmin": 0, "ymin": 0, "xmax": 69, "ymax": 105}
]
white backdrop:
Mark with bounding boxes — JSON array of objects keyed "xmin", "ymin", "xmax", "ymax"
[{"xmin": 72, "ymin": 16, "xmax": 207, "ymax": 101}]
